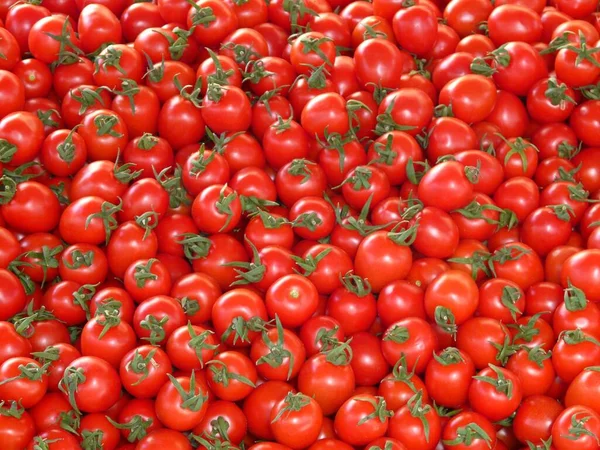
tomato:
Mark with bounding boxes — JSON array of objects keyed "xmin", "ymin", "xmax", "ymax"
[
  {"xmin": 425, "ymin": 347, "xmax": 474, "ymax": 408},
  {"xmin": 388, "ymin": 390, "xmax": 441, "ymax": 450},
  {"xmin": 513, "ymin": 395, "xmax": 563, "ymax": 445},
  {"xmin": 381, "ymin": 317, "xmax": 436, "ymax": 374},
  {"xmin": 354, "ymin": 229, "xmax": 412, "ymax": 293},
  {"xmin": 442, "ymin": 411, "xmax": 497, "ymax": 450},
  {"xmin": 59, "ymin": 356, "xmax": 121, "ymax": 413},
  {"xmin": 561, "ymin": 250, "xmax": 600, "ymax": 302},
  {"xmin": 425, "ymin": 270, "xmax": 478, "ymax": 334},
  {"xmin": 135, "ymin": 429, "xmax": 192, "ymax": 450},
  {"xmin": 377, "ymin": 88, "xmax": 434, "ymax": 137},
  {"xmin": 207, "ymin": 350, "xmax": 257, "ymax": 401},
  {"xmin": 392, "ymin": 5, "xmax": 437, "ymax": 57},
  {"xmin": 155, "ymin": 371, "xmax": 210, "ymax": 431},
  {"xmin": 28, "ymin": 15, "xmax": 80, "ymax": 65},
  {"xmin": 26, "ymin": 428, "xmax": 80, "ymax": 450},
  {"xmin": 243, "ymin": 380, "xmax": 294, "ymax": 440},
  {"xmin": 271, "ymin": 392, "xmax": 323, "ymax": 449},
  {"xmin": 298, "ymin": 351, "xmax": 355, "ymax": 416},
  {"xmin": 120, "ymin": 345, "xmax": 172, "ymax": 399},
  {"xmin": 552, "ymin": 406, "xmax": 600, "ymax": 450}
]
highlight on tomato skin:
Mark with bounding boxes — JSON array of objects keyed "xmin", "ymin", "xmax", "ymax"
[{"xmin": 0, "ymin": 0, "xmax": 599, "ymax": 449}]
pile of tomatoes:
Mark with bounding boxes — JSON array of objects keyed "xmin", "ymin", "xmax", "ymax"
[{"xmin": 3, "ymin": 0, "xmax": 600, "ymax": 449}]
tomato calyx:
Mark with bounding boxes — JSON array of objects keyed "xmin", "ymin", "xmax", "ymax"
[
  {"xmin": 32, "ymin": 345, "xmax": 62, "ymax": 365},
  {"xmin": 95, "ymin": 45, "xmax": 126, "ymax": 75},
  {"xmin": 368, "ymin": 82, "xmax": 395, "ymax": 106},
  {"xmin": 561, "ymin": 329, "xmax": 600, "ymax": 347},
  {"xmin": 136, "ymin": 133, "xmax": 159, "ymax": 151},
  {"xmin": 434, "ymin": 306, "xmax": 458, "ymax": 337},
  {"xmin": 340, "ymin": 271, "xmax": 372, "ymax": 297},
  {"xmin": 292, "ymin": 211, "xmax": 323, "ymax": 231},
  {"xmin": 315, "ymin": 326, "xmax": 342, "ymax": 353},
  {"xmin": 387, "ymin": 222, "xmax": 419, "ymax": 246},
  {"xmin": 222, "ymin": 316, "xmax": 267, "ymax": 345},
  {"xmin": 112, "ymin": 79, "xmax": 142, "ymax": 114},
  {"xmin": 406, "ymin": 390, "xmax": 433, "ymax": 442},
  {"xmin": 48, "ymin": 18, "xmax": 83, "ymax": 67},
  {"xmin": 133, "ymin": 258, "xmax": 159, "ymax": 288},
  {"xmin": 375, "ymin": 101, "xmax": 418, "ymax": 135},
  {"xmin": 59, "ymin": 366, "xmax": 87, "ymax": 413},
  {"xmin": 107, "ymin": 413, "xmax": 153, "ymax": 442},
  {"xmin": 37, "ymin": 109, "xmax": 61, "ymax": 129},
  {"xmin": 579, "ymin": 82, "xmax": 600, "ymax": 101},
  {"xmin": 523, "ymin": 345, "xmax": 552, "ymax": 369},
  {"xmin": 72, "ymin": 87, "xmax": 109, "ymax": 115},
  {"xmin": 23, "ymin": 243, "xmax": 64, "ymax": 286},
  {"xmin": 564, "ymin": 280, "xmax": 589, "ymax": 312},
  {"xmin": 372, "ymin": 133, "xmax": 398, "ymax": 166},
  {"xmin": 383, "ymin": 324, "xmax": 410, "ymax": 344},
  {"xmin": 322, "ymin": 338, "xmax": 353, "ymax": 365},
  {"xmin": 81, "ymin": 429, "xmax": 104, "ymax": 450},
  {"xmin": 405, "ymin": 158, "xmax": 430, "ymax": 185},
  {"xmin": 179, "ymin": 233, "xmax": 212, "ymax": 259},
  {"xmin": 95, "ymin": 306, "xmax": 123, "ymax": 340},
  {"xmin": 94, "ymin": 114, "xmax": 124, "ymax": 138},
  {"xmin": 225, "ymin": 239, "xmax": 266, "ymax": 286},
  {"xmin": 499, "ymin": 285, "xmax": 523, "ymax": 321},
  {"xmin": 283, "ymin": 0, "xmax": 318, "ymax": 33},
  {"xmin": 386, "ymin": 353, "xmax": 418, "ymax": 391},
  {"xmin": 287, "ymin": 158, "xmax": 317, "ymax": 183},
  {"xmin": 240, "ymin": 196, "xmax": 279, "ymax": 214},
  {"xmin": 433, "ymin": 347, "xmax": 464, "ymax": 366},
  {"xmin": 470, "ymin": 45, "xmax": 510, "ymax": 77},
  {"xmin": 317, "ymin": 130, "xmax": 354, "ymax": 172},
  {"xmin": 433, "ymin": 104, "xmax": 453, "ymax": 118},
  {"xmin": 568, "ymin": 183, "xmax": 600, "ymax": 203},
  {"xmin": 293, "ymin": 247, "xmax": 332, "ymax": 276},
  {"xmin": 347, "ymin": 99, "xmax": 371, "ymax": 137},
  {"xmin": 256, "ymin": 317, "xmax": 295, "ymax": 380},
  {"xmin": 145, "ymin": 57, "xmax": 166, "ymax": 83},
  {"xmin": 474, "ymin": 364, "xmax": 515, "ymax": 399},
  {"xmin": 362, "ymin": 21, "xmax": 388, "ymax": 41},
  {"xmin": 562, "ymin": 33, "xmax": 600, "ymax": 69},
  {"xmin": 545, "ymin": 78, "xmax": 576, "ymax": 107},
  {"xmin": 187, "ymin": 1, "xmax": 217, "ymax": 28},
  {"xmin": 58, "ymin": 408, "xmax": 81, "ymax": 434},
  {"xmin": 140, "ymin": 314, "xmax": 168, "ymax": 345},
  {"xmin": 244, "ymin": 60, "xmax": 273, "ymax": 85},
  {"xmin": 156, "ymin": 27, "xmax": 195, "ymax": 61},
  {"xmin": 271, "ymin": 392, "xmax": 310, "ymax": 424},
  {"xmin": 12, "ymin": 304, "xmax": 57, "ymax": 338},
  {"xmin": 564, "ymin": 412, "xmax": 600, "ymax": 444},
  {"xmin": 0, "ymin": 176, "xmax": 17, "ymax": 204},
  {"xmin": 442, "ymin": 421, "xmax": 493, "ymax": 448},
  {"xmin": 357, "ymin": 395, "xmax": 393, "ymax": 425},
  {"xmin": 127, "ymin": 347, "xmax": 159, "ymax": 385},
  {"xmin": 190, "ymin": 434, "xmax": 237, "ymax": 450},
  {"xmin": 85, "ymin": 199, "xmax": 123, "ymax": 244},
  {"xmin": 135, "ymin": 211, "xmax": 161, "ymax": 240},
  {"xmin": 491, "ymin": 333, "xmax": 518, "ymax": 366},
  {"xmin": 30, "ymin": 437, "xmax": 61, "ymax": 450},
  {"xmin": 205, "ymin": 48, "xmax": 237, "ymax": 87},
  {"xmin": 497, "ymin": 134, "xmax": 538, "ymax": 174},
  {"xmin": 541, "ymin": 32, "xmax": 572, "ymax": 55},
  {"xmin": 50, "ymin": 182, "xmax": 71, "ymax": 206},
  {"xmin": 0, "ymin": 139, "xmax": 17, "ymax": 164},
  {"xmin": 223, "ymin": 42, "xmax": 261, "ymax": 66},
  {"xmin": 7, "ymin": 260, "xmax": 36, "ymax": 295},
  {"xmin": 214, "ymin": 184, "xmax": 239, "ymax": 232},
  {"xmin": 0, "ymin": 400, "xmax": 25, "ymax": 419},
  {"xmin": 508, "ymin": 312, "xmax": 547, "ymax": 344},
  {"xmin": 186, "ymin": 323, "xmax": 219, "ymax": 367},
  {"xmin": 168, "ymin": 371, "xmax": 209, "ymax": 411},
  {"xmin": 526, "ymin": 437, "xmax": 553, "ymax": 450},
  {"xmin": 206, "ymin": 358, "xmax": 256, "ymax": 388},
  {"xmin": 488, "ymin": 245, "xmax": 531, "ymax": 278},
  {"xmin": 56, "ymin": 126, "xmax": 81, "ymax": 163}
]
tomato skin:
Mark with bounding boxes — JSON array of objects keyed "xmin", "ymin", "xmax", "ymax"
[
  {"xmin": 513, "ymin": 395, "xmax": 563, "ymax": 445},
  {"xmin": 425, "ymin": 270, "xmax": 479, "ymax": 328},
  {"xmin": 418, "ymin": 161, "xmax": 474, "ymax": 212},
  {"xmin": 392, "ymin": 5, "xmax": 437, "ymax": 57},
  {"xmin": 0, "ymin": 271, "xmax": 27, "ymax": 322},
  {"xmin": 442, "ymin": 411, "xmax": 497, "ymax": 450},
  {"xmin": 298, "ymin": 353, "xmax": 355, "ymax": 416},
  {"xmin": 135, "ymin": 429, "xmax": 192, "ymax": 450},
  {"xmin": 2, "ymin": 181, "xmax": 60, "ymax": 234}
]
